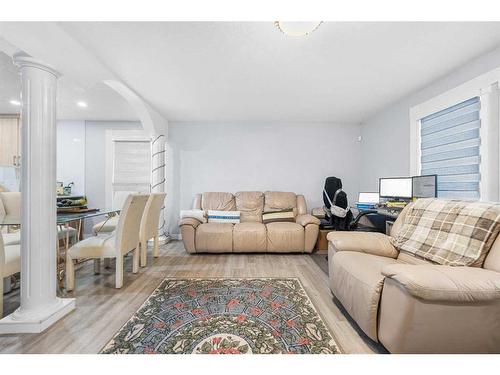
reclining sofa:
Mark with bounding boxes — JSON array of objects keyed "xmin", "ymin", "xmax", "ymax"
[
  {"xmin": 328, "ymin": 202, "xmax": 500, "ymax": 353},
  {"xmin": 179, "ymin": 191, "xmax": 320, "ymax": 253}
]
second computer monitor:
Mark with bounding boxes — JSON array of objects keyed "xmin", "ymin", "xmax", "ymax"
[
  {"xmin": 379, "ymin": 177, "xmax": 412, "ymax": 199},
  {"xmin": 412, "ymin": 174, "xmax": 438, "ymax": 198}
]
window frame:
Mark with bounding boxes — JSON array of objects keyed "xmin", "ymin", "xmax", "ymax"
[{"xmin": 410, "ymin": 69, "xmax": 500, "ymax": 202}]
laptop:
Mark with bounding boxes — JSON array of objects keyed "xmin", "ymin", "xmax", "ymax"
[{"xmin": 356, "ymin": 192, "xmax": 379, "ymax": 209}]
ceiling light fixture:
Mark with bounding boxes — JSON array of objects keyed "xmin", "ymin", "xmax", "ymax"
[
  {"xmin": 9, "ymin": 99, "xmax": 21, "ymax": 106},
  {"xmin": 77, "ymin": 101, "xmax": 88, "ymax": 108},
  {"xmin": 274, "ymin": 21, "xmax": 323, "ymax": 37}
]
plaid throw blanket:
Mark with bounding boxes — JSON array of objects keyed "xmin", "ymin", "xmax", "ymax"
[{"xmin": 392, "ymin": 198, "xmax": 500, "ymax": 267}]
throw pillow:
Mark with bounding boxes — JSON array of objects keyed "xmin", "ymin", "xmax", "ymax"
[
  {"xmin": 262, "ymin": 209, "xmax": 295, "ymax": 224},
  {"xmin": 207, "ymin": 210, "xmax": 241, "ymax": 224}
]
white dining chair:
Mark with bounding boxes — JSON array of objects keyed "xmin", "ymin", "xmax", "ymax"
[
  {"xmin": 0, "ymin": 192, "xmax": 22, "ymax": 246},
  {"xmin": 0, "ymin": 192, "xmax": 78, "ymax": 246},
  {"xmin": 139, "ymin": 193, "xmax": 166, "ymax": 267},
  {"xmin": 66, "ymin": 194, "xmax": 149, "ymax": 291},
  {"xmin": 0, "ymin": 232, "xmax": 20, "ymax": 317},
  {"xmin": 92, "ymin": 191, "xmax": 138, "ymax": 236}
]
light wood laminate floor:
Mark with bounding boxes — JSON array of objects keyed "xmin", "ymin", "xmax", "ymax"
[{"xmin": 0, "ymin": 241, "xmax": 383, "ymax": 354}]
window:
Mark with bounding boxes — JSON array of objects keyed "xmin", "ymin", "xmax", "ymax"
[
  {"xmin": 420, "ymin": 97, "xmax": 481, "ymax": 200},
  {"xmin": 410, "ymin": 70, "xmax": 500, "ymax": 202}
]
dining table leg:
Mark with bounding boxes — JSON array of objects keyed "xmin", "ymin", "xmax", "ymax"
[{"xmin": 56, "ymin": 222, "xmax": 72, "ymax": 292}]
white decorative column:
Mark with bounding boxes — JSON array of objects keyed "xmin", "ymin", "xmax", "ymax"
[
  {"xmin": 0, "ymin": 53, "xmax": 75, "ymax": 334},
  {"xmin": 151, "ymin": 134, "xmax": 169, "ymax": 244}
]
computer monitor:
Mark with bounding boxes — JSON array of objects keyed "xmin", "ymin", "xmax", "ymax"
[
  {"xmin": 358, "ymin": 192, "xmax": 380, "ymax": 204},
  {"xmin": 379, "ymin": 177, "xmax": 412, "ymax": 199},
  {"xmin": 412, "ymin": 174, "xmax": 437, "ymax": 198}
]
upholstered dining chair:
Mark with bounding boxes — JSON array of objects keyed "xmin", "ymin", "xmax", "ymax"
[
  {"xmin": 66, "ymin": 194, "xmax": 149, "ymax": 292},
  {"xmin": 0, "ymin": 232, "xmax": 20, "ymax": 317},
  {"xmin": 92, "ymin": 191, "xmax": 138, "ymax": 236},
  {"xmin": 139, "ymin": 193, "xmax": 166, "ymax": 267},
  {"xmin": 0, "ymin": 192, "xmax": 78, "ymax": 246}
]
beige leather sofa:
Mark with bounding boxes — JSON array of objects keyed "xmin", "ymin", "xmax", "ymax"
[
  {"xmin": 179, "ymin": 191, "xmax": 320, "ymax": 253},
  {"xmin": 327, "ymin": 205, "xmax": 500, "ymax": 353}
]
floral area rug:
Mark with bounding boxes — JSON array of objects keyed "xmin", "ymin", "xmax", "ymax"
[{"xmin": 101, "ymin": 278, "xmax": 340, "ymax": 354}]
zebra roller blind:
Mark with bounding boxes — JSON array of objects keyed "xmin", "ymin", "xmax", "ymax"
[
  {"xmin": 112, "ymin": 140, "xmax": 151, "ymax": 194},
  {"xmin": 420, "ymin": 97, "xmax": 481, "ymax": 200}
]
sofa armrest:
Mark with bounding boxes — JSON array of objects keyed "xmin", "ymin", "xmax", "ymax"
[
  {"xmin": 382, "ymin": 264, "xmax": 500, "ymax": 303},
  {"xmin": 295, "ymin": 214, "xmax": 320, "ymax": 227},
  {"xmin": 179, "ymin": 217, "xmax": 202, "ymax": 229},
  {"xmin": 327, "ymin": 231, "xmax": 399, "ymax": 258}
]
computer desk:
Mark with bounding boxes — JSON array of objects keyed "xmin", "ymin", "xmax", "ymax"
[{"xmin": 351, "ymin": 206, "xmax": 404, "ymax": 234}]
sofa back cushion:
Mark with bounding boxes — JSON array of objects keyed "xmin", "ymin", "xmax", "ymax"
[
  {"xmin": 264, "ymin": 191, "xmax": 297, "ymax": 216},
  {"xmin": 391, "ymin": 198, "xmax": 500, "ymax": 267},
  {"xmin": 235, "ymin": 191, "xmax": 264, "ymax": 222},
  {"xmin": 201, "ymin": 192, "xmax": 236, "ymax": 212}
]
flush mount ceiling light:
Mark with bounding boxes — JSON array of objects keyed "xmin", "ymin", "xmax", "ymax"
[
  {"xmin": 9, "ymin": 99, "xmax": 21, "ymax": 106},
  {"xmin": 274, "ymin": 21, "xmax": 323, "ymax": 37},
  {"xmin": 76, "ymin": 101, "xmax": 88, "ymax": 108}
]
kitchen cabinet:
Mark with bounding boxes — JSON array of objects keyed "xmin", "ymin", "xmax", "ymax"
[{"xmin": 0, "ymin": 116, "xmax": 20, "ymax": 167}]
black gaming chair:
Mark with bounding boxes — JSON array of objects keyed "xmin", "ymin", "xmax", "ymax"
[
  {"xmin": 322, "ymin": 176, "xmax": 383, "ymax": 232},
  {"xmin": 323, "ymin": 176, "xmax": 353, "ymax": 231}
]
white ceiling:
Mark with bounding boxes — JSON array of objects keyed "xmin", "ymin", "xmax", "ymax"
[
  {"xmin": 3, "ymin": 22, "xmax": 500, "ymax": 123},
  {"xmin": 0, "ymin": 50, "xmax": 138, "ymax": 120}
]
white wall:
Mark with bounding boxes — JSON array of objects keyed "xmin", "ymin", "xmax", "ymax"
[
  {"xmin": 50, "ymin": 120, "xmax": 142, "ymax": 233},
  {"xmin": 360, "ymin": 45, "xmax": 500, "ymax": 191},
  {"xmin": 166, "ymin": 121, "xmax": 361, "ymax": 234},
  {"xmin": 57, "ymin": 120, "xmax": 85, "ymax": 195}
]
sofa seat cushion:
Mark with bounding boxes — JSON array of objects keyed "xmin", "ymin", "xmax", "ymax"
[
  {"xmin": 330, "ymin": 251, "xmax": 398, "ymax": 341},
  {"xmin": 382, "ymin": 263, "xmax": 500, "ymax": 303},
  {"xmin": 233, "ymin": 222, "xmax": 267, "ymax": 252},
  {"xmin": 266, "ymin": 222, "xmax": 304, "ymax": 252},
  {"xmin": 195, "ymin": 223, "xmax": 233, "ymax": 253}
]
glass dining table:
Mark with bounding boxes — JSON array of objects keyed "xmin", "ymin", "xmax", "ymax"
[
  {"xmin": 0, "ymin": 208, "xmax": 120, "ymax": 290},
  {"xmin": 0, "ymin": 208, "xmax": 120, "ymax": 226}
]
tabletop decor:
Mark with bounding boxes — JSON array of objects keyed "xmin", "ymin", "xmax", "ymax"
[{"xmin": 101, "ymin": 278, "xmax": 340, "ymax": 354}]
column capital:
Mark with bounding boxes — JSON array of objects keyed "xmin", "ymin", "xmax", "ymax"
[{"xmin": 13, "ymin": 52, "xmax": 60, "ymax": 78}]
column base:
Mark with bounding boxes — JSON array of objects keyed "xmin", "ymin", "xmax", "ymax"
[{"xmin": 0, "ymin": 297, "xmax": 75, "ymax": 334}]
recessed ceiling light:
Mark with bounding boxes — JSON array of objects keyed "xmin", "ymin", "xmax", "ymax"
[
  {"xmin": 9, "ymin": 99, "xmax": 21, "ymax": 106},
  {"xmin": 77, "ymin": 101, "xmax": 88, "ymax": 108},
  {"xmin": 274, "ymin": 21, "xmax": 323, "ymax": 37}
]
